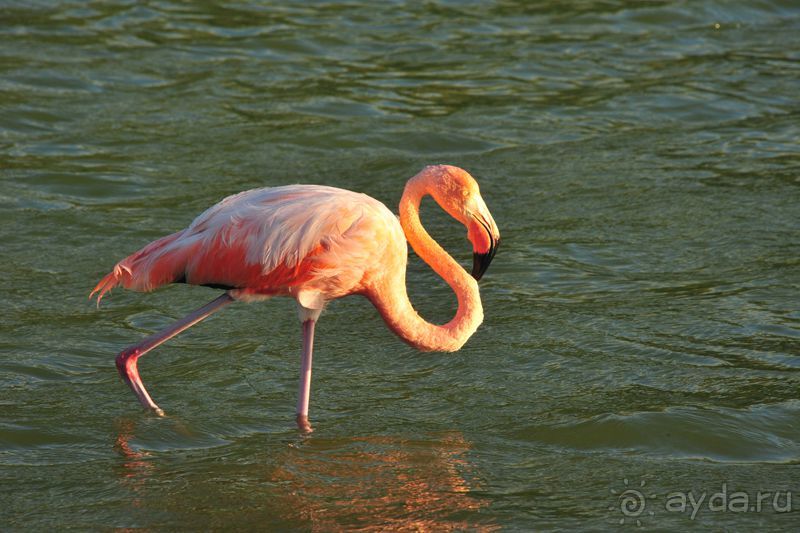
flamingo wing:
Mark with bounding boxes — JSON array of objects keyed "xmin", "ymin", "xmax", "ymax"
[{"xmin": 91, "ymin": 185, "xmax": 400, "ymax": 304}]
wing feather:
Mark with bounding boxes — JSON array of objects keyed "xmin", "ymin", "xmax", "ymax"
[{"xmin": 91, "ymin": 184, "xmax": 399, "ymax": 303}]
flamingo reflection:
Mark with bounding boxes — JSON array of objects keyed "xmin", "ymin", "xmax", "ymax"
[
  {"xmin": 113, "ymin": 417, "xmax": 155, "ymax": 509},
  {"xmin": 113, "ymin": 423, "xmax": 495, "ymax": 530},
  {"xmin": 269, "ymin": 432, "xmax": 496, "ymax": 531}
]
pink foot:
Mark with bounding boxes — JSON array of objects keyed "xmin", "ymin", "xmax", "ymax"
[
  {"xmin": 296, "ymin": 414, "xmax": 313, "ymax": 434},
  {"xmin": 116, "ymin": 348, "xmax": 164, "ymax": 415}
]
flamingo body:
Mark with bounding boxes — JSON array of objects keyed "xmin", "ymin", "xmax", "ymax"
[
  {"xmin": 93, "ymin": 185, "xmax": 403, "ymax": 308},
  {"xmin": 92, "ymin": 165, "xmax": 500, "ymax": 431}
]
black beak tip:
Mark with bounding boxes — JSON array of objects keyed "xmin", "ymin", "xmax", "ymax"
[
  {"xmin": 471, "ymin": 254, "xmax": 486, "ymax": 281},
  {"xmin": 472, "ymin": 241, "xmax": 498, "ymax": 281}
]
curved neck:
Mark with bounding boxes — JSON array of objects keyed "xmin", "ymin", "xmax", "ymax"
[{"xmin": 368, "ymin": 178, "xmax": 483, "ymax": 352}]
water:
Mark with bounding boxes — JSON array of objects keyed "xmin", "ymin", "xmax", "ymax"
[{"xmin": 2, "ymin": 1, "xmax": 799, "ymax": 530}]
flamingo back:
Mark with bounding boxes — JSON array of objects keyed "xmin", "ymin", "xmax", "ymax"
[{"xmin": 92, "ymin": 185, "xmax": 404, "ymax": 304}]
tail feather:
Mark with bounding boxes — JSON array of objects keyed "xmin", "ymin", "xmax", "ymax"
[
  {"xmin": 90, "ymin": 230, "xmax": 189, "ymax": 306},
  {"xmin": 89, "ymin": 264, "xmax": 131, "ymax": 306}
]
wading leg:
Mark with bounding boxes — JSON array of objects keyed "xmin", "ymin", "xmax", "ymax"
[
  {"xmin": 116, "ymin": 293, "xmax": 235, "ymax": 415},
  {"xmin": 295, "ymin": 318, "xmax": 317, "ymax": 433}
]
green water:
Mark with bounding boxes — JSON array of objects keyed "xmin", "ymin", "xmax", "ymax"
[{"xmin": 2, "ymin": 1, "xmax": 799, "ymax": 530}]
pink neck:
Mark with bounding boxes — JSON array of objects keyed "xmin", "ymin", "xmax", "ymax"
[{"xmin": 367, "ymin": 177, "xmax": 483, "ymax": 352}]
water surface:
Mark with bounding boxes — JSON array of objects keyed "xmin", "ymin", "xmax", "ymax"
[{"xmin": 2, "ymin": 1, "xmax": 799, "ymax": 530}]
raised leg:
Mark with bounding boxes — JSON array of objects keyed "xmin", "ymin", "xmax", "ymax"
[
  {"xmin": 296, "ymin": 318, "xmax": 316, "ymax": 433},
  {"xmin": 116, "ymin": 293, "xmax": 235, "ymax": 415}
]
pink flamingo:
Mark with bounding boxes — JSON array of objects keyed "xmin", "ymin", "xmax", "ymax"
[{"xmin": 91, "ymin": 165, "xmax": 500, "ymax": 432}]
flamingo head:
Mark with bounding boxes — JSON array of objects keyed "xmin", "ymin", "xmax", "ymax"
[{"xmin": 420, "ymin": 165, "xmax": 501, "ymax": 281}]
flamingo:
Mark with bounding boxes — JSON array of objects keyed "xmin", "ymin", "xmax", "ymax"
[{"xmin": 91, "ymin": 165, "xmax": 500, "ymax": 432}]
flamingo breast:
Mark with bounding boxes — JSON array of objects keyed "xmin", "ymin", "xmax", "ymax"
[{"xmin": 173, "ymin": 185, "xmax": 404, "ymax": 301}]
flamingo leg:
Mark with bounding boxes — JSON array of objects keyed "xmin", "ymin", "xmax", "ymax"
[
  {"xmin": 116, "ymin": 293, "xmax": 235, "ymax": 415},
  {"xmin": 296, "ymin": 318, "xmax": 316, "ymax": 433}
]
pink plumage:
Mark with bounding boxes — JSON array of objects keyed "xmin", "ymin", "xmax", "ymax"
[
  {"xmin": 92, "ymin": 185, "xmax": 399, "ymax": 304},
  {"xmin": 92, "ymin": 165, "xmax": 500, "ymax": 432}
]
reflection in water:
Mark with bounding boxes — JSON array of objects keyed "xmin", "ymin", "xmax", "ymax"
[
  {"xmin": 270, "ymin": 433, "xmax": 496, "ymax": 531},
  {"xmin": 112, "ymin": 421, "xmax": 494, "ymax": 530},
  {"xmin": 113, "ymin": 417, "xmax": 154, "ymax": 510}
]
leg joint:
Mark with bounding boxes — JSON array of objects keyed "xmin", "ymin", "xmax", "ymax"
[{"xmin": 116, "ymin": 347, "xmax": 140, "ymax": 372}]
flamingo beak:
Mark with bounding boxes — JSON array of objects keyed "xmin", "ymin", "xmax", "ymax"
[{"xmin": 471, "ymin": 214, "xmax": 499, "ymax": 281}]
